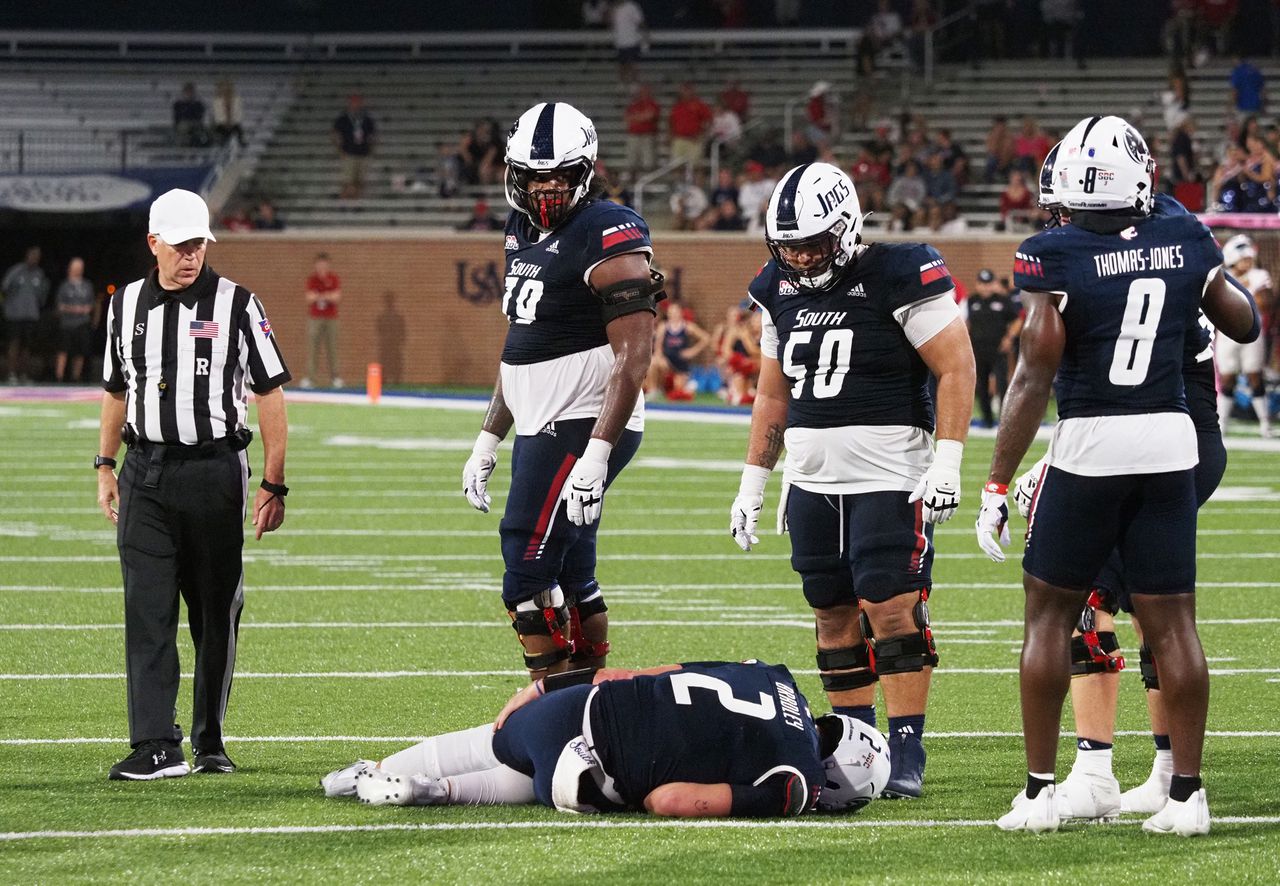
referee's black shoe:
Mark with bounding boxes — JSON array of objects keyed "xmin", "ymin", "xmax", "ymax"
[
  {"xmin": 193, "ymin": 748, "xmax": 237, "ymax": 774},
  {"xmin": 108, "ymin": 740, "xmax": 190, "ymax": 780}
]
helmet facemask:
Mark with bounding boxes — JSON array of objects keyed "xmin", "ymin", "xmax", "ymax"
[
  {"xmin": 506, "ymin": 158, "xmax": 594, "ymax": 232},
  {"xmin": 768, "ymin": 220, "xmax": 849, "ymax": 290}
]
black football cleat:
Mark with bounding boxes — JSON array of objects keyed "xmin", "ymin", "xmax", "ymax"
[{"xmin": 880, "ymin": 730, "xmax": 926, "ymax": 799}]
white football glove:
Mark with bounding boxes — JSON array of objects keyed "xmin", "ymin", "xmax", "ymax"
[
  {"xmin": 730, "ymin": 464, "xmax": 771, "ymax": 551},
  {"xmin": 1013, "ymin": 457, "xmax": 1049, "ymax": 519},
  {"xmin": 908, "ymin": 439, "xmax": 963, "ymax": 525},
  {"xmin": 565, "ymin": 438, "xmax": 612, "ymax": 526},
  {"xmin": 976, "ymin": 484, "xmax": 1012, "ymax": 563},
  {"xmin": 462, "ymin": 430, "xmax": 501, "ymax": 513}
]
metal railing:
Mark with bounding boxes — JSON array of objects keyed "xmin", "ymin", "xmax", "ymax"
[
  {"xmin": 709, "ymin": 117, "xmax": 765, "ymax": 187},
  {"xmin": 0, "ymin": 127, "xmax": 228, "ymax": 175},
  {"xmin": 632, "ymin": 155, "xmax": 693, "ymax": 219},
  {"xmin": 923, "ymin": 2, "xmax": 980, "ymax": 85}
]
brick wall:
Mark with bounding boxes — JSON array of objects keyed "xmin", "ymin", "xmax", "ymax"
[{"xmin": 209, "ymin": 231, "xmax": 1025, "ymax": 387}]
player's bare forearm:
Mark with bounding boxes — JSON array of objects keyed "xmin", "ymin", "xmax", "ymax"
[
  {"xmin": 1208, "ymin": 271, "xmax": 1262, "ymax": 343},
  {"xmin": 481, "ymin": 375, "xmax": 515, "ymax": 439},
  {"xmin": 987, "ymin": 293, "xmax": 1063, "ymax": 485},
  {"xmin": 594, "ymin": 309, "xmax": 653, "ymax": 444},
  {"xmin": 644, "ymin": 782, "xmax": 733, "ymax": 817},
  {"xmin": 917, "ymin": 318, "xmax": 975, "ymax": 444},
  {"xmin": 98, "ymin": 391, "xmax": 125, "ymax": 460},
  {"xmin": 254, "ymin": 387, "xmax": 288, "ymax": 484},
  {"xmin": 746, "ymin": 357, "xmax": 789, "ymax": 469}
]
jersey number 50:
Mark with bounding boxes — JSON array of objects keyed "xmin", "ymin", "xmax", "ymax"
[
  {"xmin": 670, "ymin": 672, "xmax": 777, "ymax": 721},
  {"xmin": 504, "ymin": 277, "xmax": 544, "ymax": 325},
  {"xmin": 782, "ymin": 329, "xmax": 854, "ymax": 399},
  {"xmin": 1109, "ymin": 277, "xmax": 1166, "ymax": 386}
]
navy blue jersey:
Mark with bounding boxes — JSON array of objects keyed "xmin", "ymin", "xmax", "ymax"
[
  {"xmin": 590, "ymin": 660, "xmax": 824, "ymax": 812},
  {"xmin": 748, "ymin": 243, "xmax": 955, "ymax": 431},
  {"xmin": 1185, "ymin": 312, "xmax": 1218, "ymax": 434},
  {"xmin": 500, "ymin": 200, "xmax": 653, "ymax": 365},
  {"xmin": 1013, "ymin": 195, "xmax": 1222, "ymax": 420}
]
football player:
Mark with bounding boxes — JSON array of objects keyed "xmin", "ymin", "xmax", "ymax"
[
  {"xmin": 976, "ymin": 115, "xmax": 1261, "ymax": 835},
  {"xmin": 728, "ymin": 162, "xmax": 976, "ymax": 799},
  {"xmin": 1008, "ymin": 154, "xmax": 1231, "ymax": 823},
  {"xmin": 460, "ymin": 102, "xmax": 664, "ymax": 681},
  {"xmin": 320, "ymin": 659, "xmax": 890, "ymax": 817},
  {"xmin": 1215, "ymin": 233, "xmax": 1273, "ymax": 438}
]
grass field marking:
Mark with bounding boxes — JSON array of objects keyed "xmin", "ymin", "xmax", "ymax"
[
  {"xmin": 3, "ymin": 815, "xmax": 1280, "ymax": 843},
  {"xmin": 4, "ymin": 730, "xmax": 1279, "ymax": 747}
]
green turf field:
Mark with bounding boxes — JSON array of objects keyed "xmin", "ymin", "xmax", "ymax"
[{"xmin": 1, "ymin": 394, "xmax": 1277, "ymax": 884}]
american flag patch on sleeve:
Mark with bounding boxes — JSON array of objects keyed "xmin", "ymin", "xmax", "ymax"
[
  {"xmin": 602, "ymin": 222, "xmax": 645, "ymax": 250},
  {"xmin": 189, "ymin": 320, "xmax": 220, "ymax": 338},
  {"xmin": 1014, "ymin": 252, "xmax": 1044, "ymax": 278},
  {"xmin": 919, "ymin": 258, "xmax": 950, "ymax": 285}
]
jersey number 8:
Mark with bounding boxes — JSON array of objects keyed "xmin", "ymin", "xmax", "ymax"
[{"xmin": 1108, "ymin": 277, "xmax": 1166, "ymax": 386}]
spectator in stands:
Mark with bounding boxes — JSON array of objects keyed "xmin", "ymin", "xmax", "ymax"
[
  {"xmin": 708, "ymin": 167, "xmax": 739, "ymax": 209},
  {"xmin": 719, "ymin": 79, "xmax": 751, "ymax": 122},
  {"xmin": 706, "ymin": 197, "xmax": 747, "ymax": 231},
  {"xmin": 302, "ymin": 252, "xmax": 342, "ymax": 389},
  {"xmin": 850, "ymin": 143, "xmax": 891, "ymax": 213},
  {"xmin": 931, "ymin": 128, "xmax": 968, "ymax": 185},
  {"xmin": 221, "ymin": 206, "xmax": 254, "ymax": 232},
  {"xmin": 1237, "ymin": 132, "xmax": 1277, "ymax": 212},
  {"xmin": 458, "ymin": 199, "xmax": 504, "ymax": 231},
  {"xmin": 458, "ymin": 119, "xmax": 502, "ymax": 187},
  {"xmin": 859, "ymin": 0, "xmax": 905, "ymax": 75},
  {"xmin": 1197, "ymin": 0, "xmax": 1239, "ymax": 58},
  {"xmin": 1040, "ymin": 0, "xmax": 1082, "ymax": 65},
  {"xmin": 1164, "ymin": 0, "xmax": 1196, "ymax": 65},
  {"xmin": 332, "ymin": 94, "xmax": 377, "ymax": 200},
  {"xmin": 747, "ymin": 128, "xmax": 789, "ymax": 175},
  {"xmin": 710, "ymin": 98, "xmax": 744, "ymax": 160},
  {"xmin": 983, "ymin": 115, "xmax": 1016, "ymax": 183},
  {"xmin": 1229, "ymin": 55, "xmax": 1266, "ymax": 119},
  {"xmin": 886, "ymin": 158, "xmax": 927, "ymax": 231},
  {"xmin": 172, "ymin": 83, "xmax": 207, "ymax": 147},
  {"xmin": 624, "ymin": 84, "xmax": 661, "ymax": 178},
  {"xmin": 582, "ymin": 0, "xmax": 609, "ymax": 28},
  {"xmin": 1013, "ymin": 115, "xmax": 1052, "ymax": 174},
  {"xmin": 669, "ymin": 172, "xmax": 710, "ymax": 230},
  {"xmin": 907, "ymin": 0, "xmax": 939, "ymax": 70},
  {"xmin": 610, "ymin": 0, "xmax": 648, "ymax": 85},
  {"xmin": 1212, "ymin": 142, "xmax": 1248, "ymax": 210},
  {"xmin": 714, "ymin": 301, "xmax": 761, "ymax": 406},
  {"xmin": 804, "ymin": 81, "xmax": 835, "ymax": 147},
  {"xmin": 669, "ymin": 82, "xmax": 713, "ymax": 172},
  {"xmin": 253, "ymin": 200, "xmax": 285, "ymax": 231},
  {"xmin": 997, "ymin": 169, "xmax": 1035, "ymax": 231},
  {"xmin": 923, "ymin": 151, "xmax": 959, "ymax": 209},
  {"xmin": 53, "ymin": 257, "xmax": 94, "ymax": 384},
  {"xmin": 2, "ymin": 246, "xmax": 49, "ymax": 384},
  {"xmin": 212, "ymin": 79, "xmax": 246, "ymax": 147},
  {"xmin": 737, "ymin": 159, "xmax": 777, "ymax": 234},
  {"xmin": 602, "ymin": 170, "xmax": 635, "ymax": 207},
  {"xmin": 1161, "ymin": 67, "xmax": 1192, "ymax": 133},
  {"xmin": 926, "ymin": 200, "xmax": 969, "ymax": 234},
  {"xmin": 1168, "ymin": 115, "xmax": 1204, "ymax": 209}
]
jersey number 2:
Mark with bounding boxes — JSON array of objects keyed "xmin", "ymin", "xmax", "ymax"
[
  {"xmin": 782, "ymin": 329, "xmax": 854, "ymax": 399},
  {"xmin": 503, "ymin": 277, "xmax": 544, "ymax": 325},
  {"xmin": 670, "ymin": 672, "xmax": 777, "ymax": 721},
  {"xmin": 1109, "ymin": 277, "xmax": 1166, "ymax": 385}
]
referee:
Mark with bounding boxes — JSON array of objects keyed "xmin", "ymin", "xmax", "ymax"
[{"xmin": 95, "ymin": 189, "xmax": 291, "ymax": 780}]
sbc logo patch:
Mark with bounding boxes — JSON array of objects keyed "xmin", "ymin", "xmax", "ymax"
[{"xmin": 258, "ymin": 318, "xmax": 272, "ymax": 338}]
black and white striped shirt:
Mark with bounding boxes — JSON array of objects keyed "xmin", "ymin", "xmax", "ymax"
[{"xmin": 103, "ymin": 265, "xmax": 291, "ymax": 444}]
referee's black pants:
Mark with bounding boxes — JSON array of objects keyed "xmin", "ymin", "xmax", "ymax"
[{"xmin": 116, "ymin": 444, "xmax": 249, "ymax": 752}]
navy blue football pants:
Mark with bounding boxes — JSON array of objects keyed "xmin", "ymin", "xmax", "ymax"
[{"xmin": 499, "ymin": 417, "xmax": 642, "ymax": 606}]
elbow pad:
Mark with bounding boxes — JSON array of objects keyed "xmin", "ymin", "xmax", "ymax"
[{"xmin": 595, "ymin": 268, "xmax": 666, "ymax": 324}]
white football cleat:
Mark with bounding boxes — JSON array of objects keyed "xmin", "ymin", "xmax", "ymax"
[
  {"xmin": 320, "ymin": 759, "xmax": 375, "ymax": 798},
  {"xmin": 1055, "ymin": 769, "xmax": 1120, "ymax": 821},
  {"xmin": 355, "ymin": 769, "xmax": 449, "ymax": 806},
  {"xmin": 997, "ymin": 785, "xmax": 1060, "ymax": 833},
  {"xmin": 1121, "ymin": 765, "xmax": 1172, "ymax": 814},
  {"xmin": 1142, "ymin": 788, "xmax": 1210, "ymax": 837}
]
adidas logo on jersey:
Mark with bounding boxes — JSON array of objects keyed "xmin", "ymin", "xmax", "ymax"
[
  {"xmin": 505, "ymin": 235, "xmax": 519, "ymax": 251},
  {"xmin": 849, "ymin": 283, "xmax": 867, "ymax": 298},
  {"xmin": 546, "ymin": 239, "xmax": 560, "ymax": 254},
  {"xmin": 778, "ymin": 279, "xmax": 799, "ymax": 296}
]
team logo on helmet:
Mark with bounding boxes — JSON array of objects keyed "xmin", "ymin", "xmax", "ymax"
[{"xmin": 1122, "ymin": 126, "xmax": 1148, "ymax": 165}]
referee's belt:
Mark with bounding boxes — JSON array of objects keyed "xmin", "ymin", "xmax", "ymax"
[{"xmin": 126, "ymin": 428, "xmax": 253, "ymax": 461}]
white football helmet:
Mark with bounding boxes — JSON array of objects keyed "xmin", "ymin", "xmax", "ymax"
[
  {"xmin": 1037, "ymin": 140, "xmax": 1063, "ymax": 211},
  {"xmin": 815, "ymin": 714, "xmax": 891, "ymax": 812},
  {"xmin": 505, "ymin": 101, "xmax": 599, "ymax": 231},
  {"xmin": 765, "ymin": 162, "xmax": 864, "ymax": 290},
  {"xmin": 1054, "ymin": 115, "xmax": 1155, "ymax": 215},
  {"xmin": 1222, "ymin": 233, "xmax": 1256, "ymax": 267}
]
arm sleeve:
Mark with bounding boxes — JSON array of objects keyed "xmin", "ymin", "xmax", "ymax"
[
  {"xmin": 758, "ymin": 305, "xmax": 779, "ymax": 359},
  {"xmin": 729, "ymin": 769, "xmax": 810, "ymax": 817},
  {"xmin": 895, "ymin": 292, "xmax": 963, "ymax": 349},
  {"xmin": 239, "ymin": 294, "xmax": 292, "ymax": 394},
  {"xmin": 101, "ymin": 293, "xmax": 126, "ymax": 393}
]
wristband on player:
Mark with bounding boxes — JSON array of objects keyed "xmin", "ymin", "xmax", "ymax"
[
  {"xmin": 542, "ymin": 667, "xmax": 599, "ymax": 693},
  {"xmin": 984, "ymin": 481, "xmax": 1009, "ymax": 495},
  {"xmin": 933, "ymin": 439, "xmax": 964, "ymax": 473},
  {"xmin": 260, "ymin": 479, "xmax": 289, "ymax": 498},
  {"xmin": 581, "ymin": 437, "xmax": 613, "ymax": 463},
  {"xmin": 474, "ymin": 430, "xmax": 502, "ymax": 456},
  {"xmin": 738, "ymin": 464, "xmax": 771, "ymax": 497}
]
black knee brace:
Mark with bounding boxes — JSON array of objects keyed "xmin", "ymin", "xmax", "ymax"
[
  {"xmin": 1071, "ymin": 594, "xmax": 1125, "ymax": 676},
  {"xmin": 816, "ymin": 644, "xmax": 877, "ymax": 692},
  {"xmin": 862, "ymin": 590, "xmax": 939, "ymax": 676},
  {"xmin": 1139, "ymin": 643, "xmax": 1159, "ymax": 691},
  {"xmin": 567, "ymin": 587, "xmax": 610, "ymax": 663},
  {"xmin": 508, "ymin": 588, "xmax": 572, "ymax": 671}
]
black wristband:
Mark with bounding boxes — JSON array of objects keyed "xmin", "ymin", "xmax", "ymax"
[
  {"xmin": 542, "ymin": 667, "xmax": 598, "ymax": 693},
  {"xmin": 94, "ymin": 455, "xmax": 117, "ymax": 470},
  {"xmin": 260, "ymin": 479, "xmax": 289, "ymax": 497}
]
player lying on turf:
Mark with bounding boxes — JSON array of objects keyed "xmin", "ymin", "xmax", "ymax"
[{"xmin": 321, "ymin": 659, "xmax": 889, "ymax": 817}]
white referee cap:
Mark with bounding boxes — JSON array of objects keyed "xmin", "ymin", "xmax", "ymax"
[{"xmin": 149, "ymin": 189, "xmax": 216, "ymax": 244}]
